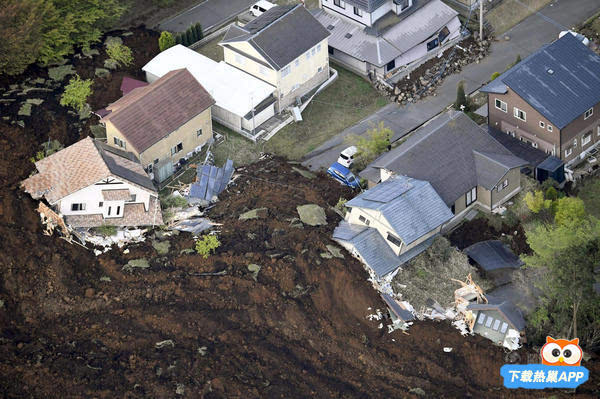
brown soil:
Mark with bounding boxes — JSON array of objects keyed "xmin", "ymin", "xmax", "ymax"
[
  {"xmin": 0, "ymin": 28, "xmax": 598, "ymax": 398},
  {"xmin": 447, "ymin": 217, "xmax": 531, "ymax": 256}
]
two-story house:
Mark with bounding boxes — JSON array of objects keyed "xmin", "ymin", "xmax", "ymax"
[
  {"xmin": 101, "ymin": 68, "xmax": 215, "ymax": 182},
  {"xmin": 22, "ymin": 137, "xmax": 162, "ymax": 228},
  {"xmin": 360, "ymin": 111, "xmax": 527, "ymax": 221},
  {"xmin": 333, "ymin": 175, "xmax": 453, "ymax": 280},
  {"xmin": 481, "ymin": 33, "xmax": 600, "ymax": 166},
  {"xmin": 313, "ymin": 0, "xmax": 461, "ymax": 78},
  {"xmin": 220, "ymin": 4, "xmax": 330, "ymax": 111}
]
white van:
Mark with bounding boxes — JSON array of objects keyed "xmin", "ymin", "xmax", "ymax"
[
  {"xmin": 250, "ymin": 1, "xmax": 276, "ymax": 17},
  {"xmin": 337, "ymin": 146, "xmax": 358, "ymax": 168}
]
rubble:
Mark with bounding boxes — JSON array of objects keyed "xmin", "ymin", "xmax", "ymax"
[{"xmin": 296, "ymin": 204, "xmax": 327, "ymax": 226}]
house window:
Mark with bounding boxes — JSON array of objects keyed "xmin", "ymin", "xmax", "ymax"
[
  {"xmin": 98, "ymin": 202, "xmax": 103, "ymax": 207},
  {"xmin": 353, "ymin": 6, "xmax": 362, "ymax": 16},
  {"xmin": 497, "ymin": 179, "xmax": 509, "ymax": 192},
  {"xmin": 358, "ymin": 215, "xmax": 370, "ymax": 226},
  {"xmin": 532, "ymin": 141, "xmax": 538, "ymax": 148},
  {"xmin": 328, "ymin": 46, "xmax": 334, "ymax": 55},
  {"xmin": 582, "ymin": 132, "xmax": 592, "ymax": 146},
  {"xmin": 171, "ymin": 142, "xmax": 183, "ymax": 156},
  {"xmin": 317, "ymin": 44, "xmax": 322, "ymax": 52},
  {"xmin": 399, "ymin": 0, "xmax": 410, "ymax": 11},
  {"xmin": 113, "ymin": 137, "xmax": 126, "ymax": 149},
  {"xmin": 147, "ymin": 163, "xmax": 153, "ymax": 173},
  {"xmin": 318, "ymin": 66, "xmax": 323, "ymax": 73},
  {"xmin": 466, "ymin": 187, "xmax": 477, "ymax": 206},
  {"xmin": 598, "ymin": 126, "xmax": 600, "ymax": 136},
  {"xmin": 386, "ymin": 233, "xmax": 402, "ymax": 247},
  {"xmin": 565, "ymin": 147, "xmax": 573, "ymax": 157},
  {"xmin": 513, "ymin": 107, "xmax": 526, "ymax": 121},
  {"xmin": 495, "ymin": 99, "xmax": 507, "ymax": 113},
  {"xmin": 485, "ymin": 316, "xmax": 494, "ymax": 328},
  {"xmin": 548, "ymin": 125, "xmax": 553, "ymax": 132},
  {"xmin": 293, "ymin": 59, "xmax": 299, "ymax": 68},
  {"xmin": 116, "ymin": 206, "xmax": 121, "ymax": 216},
  {"xmin": 305, "ymin": 50, "xmax": 311, "ymax": 60},
  {"xmin": 573, "ymin": 138, "xmax": 577, "ymax": 148},
  {"xmin": 492, "ymin": 319, "xmax": 501, "ymax": 331},
  {"xmin": 281, "ymin": 65, "xmax": 291, "ymax": 77},
  {"xmin": 426, "ymin": 37, "xmax": 439, "ymax": 51},
  {"xmin": 234, "ymin": 54, "xmax": 244, "ymax": 65},
  {"xmin": 438, "ymin": 26, "xmax": 450, "ymax": 43},
  {"xmin": 107, "ymin": 206, "xmax": 111, "ymax": 216},
  {"xmin": 129, "ymin": 194, "xmax": 136, "ymax": 202},
  {"xmin": 334, "ymin": 0, "xmax": 345, "ymax": 9},
  {"xmin": 500, "ymin": 322, "xmax": 508, "ymax": 334},
  {"xmin": 311, "ymin": 47, "xmax": 316, "ymax": 57},
  {"xmin": 386, "ymin": 59, "xmax": 396, "ymax": 72},
  {"xmin": 584, "ymin": 107, "xmax": 593, "ymax": 120},
  {"xmin": 539, "ymin": 121, "xmax": 545, "ymax": 128},
  {"xmin": 477, "ymin": 313, "xmax": 486, "ymax": 325},
  {"xmin": 197, "ymin": 128, "xmax": 203, "ymax": 137},
  {"xmin": 71, "ymin": 203, "xmax": 86, "ymax": 211}
]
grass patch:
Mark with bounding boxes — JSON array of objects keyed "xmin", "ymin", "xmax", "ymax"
[
  {"xmin": 264, "ymin": 66, "xmax": 388, "ymax": 160},
  {"xmin": 94, "ymin": 224, "xmax": 117, "ymax": 237},
  {"xmin": 486, "ymin": 0, "xmax": 554, "ymax": 35},
  {"xmin": 576, "ymin": 176, "xmax": 600, "ymax": 218},
  {"xmin": 212, "ymin": 123, "xmax": 265, "ymax": 167},
  {"xmin": 195, "ymin": 34, "xmax": 224, "ymax": 62}
]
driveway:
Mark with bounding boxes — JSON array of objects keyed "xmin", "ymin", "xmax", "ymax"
[
  {"xmin": 302, "ymin": 0, "xmax": 600, "ymax": 171},
  {"xmin": 159, "ymin": 0, "xmax": 255, "ymax": 33}
]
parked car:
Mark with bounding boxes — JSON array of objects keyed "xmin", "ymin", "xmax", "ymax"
[
  {"xmin": 327, "ymin": 162, "xmax": 360, "ymax": 189},
  {"xmin": 250, "ymin": 1, "xmax": 275, "ymax": 17},
  {"xmin": 337, "ymin": 146, "xmax": 358, "ymax": 168}
]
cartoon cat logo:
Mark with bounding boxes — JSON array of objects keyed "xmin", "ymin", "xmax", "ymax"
[{"xmin": 541, "ymin": 336, "xmax": 583, "ymax": 366}]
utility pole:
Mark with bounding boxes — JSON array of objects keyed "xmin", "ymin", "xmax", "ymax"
[{"xmin": 479, "ymin": 0, "xmax": 484, "ymax": 41}]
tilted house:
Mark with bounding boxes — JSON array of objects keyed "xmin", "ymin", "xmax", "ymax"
[
  {"xmin": 220, "ymin": 4, "xmax": 330, "ymax": 111},
  {"xmin": 467, "ymin": 299, "xmax": 525, "ymax": 349},
  {"xmin": 360, "ymin": 111, "xmax": 527, "ymax": 221},
  {"xmin": 22, "ymin": 137, "xmax": 162, "ymax": 228},
  {"xmin": 101, "ymin": 68, "xmax": 215, "ymax": 181},
  {"xmin": 481, "ymin": 33, "xmax": 600, "ymax": 166},
  {"xmin": 333, "ymin": 175, "xmax": 453, "ymax": 279},
  {"xmin": 142, "ymin": 45, "xmax": 276, "ymax": 137},
  {"xmin": 313, "ymin": 0, "xmax": 461, "ymax": 78}
]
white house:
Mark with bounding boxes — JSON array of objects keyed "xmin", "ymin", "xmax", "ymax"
[
  {"xmin": 313, "ymin": 0, "xmax": 461, "ymax": 78},
  {"xmin": 142, "ymin": 45, "xmax": 276, "ymax": 137},
  {"xmin": 22, "ymin": 137, "xmax": 162, "ymax": 228}
]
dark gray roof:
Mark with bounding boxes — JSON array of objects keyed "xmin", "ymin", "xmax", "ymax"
[
  {"xmin": 93, "ymin": 141, "xmax": 155, "ymax": 192},
  {"xmin": 221, "ymin": 5, "xmax": 330, "ymax": 70},
  {"xmin": 537, "ymin": 156, "xmax": 564, "ymax": 173},
  {"xmin": 464, "ymin": 240, "xmax": 524, "ymax": 271},
  {"xmin": 361, "ymin": 112, "xmax": 527, "ymax": 206},
  {"xmin": 381, "ymin": 293, "xmax": 415, "ymax": 321},
  {"xmin": 481, "ymin": 34, "xmax": 600, "ymax": 129},
  {"xmin": 486, "ymin": 126, "xmax": 549, "ymax": 168},
  {"xmin": 188, "ymin": 160, "xmax": 234, "ymax": 202},
  {"xmin": 468, "ymin": 300, "xmax": 526, "ymax": 331},
  {"xmin": 346, "ymin": 175, "xmax": 453, "ymax": 245}
]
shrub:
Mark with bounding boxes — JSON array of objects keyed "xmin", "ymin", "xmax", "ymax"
[
  {"xmin": 95, "ymin": 224, "xmax": 117, "ymax": 237},
  {"xmin": 195, "ymin": 234, "xmax": 221, "ymax": 258},
  {"xmin": 175, "ymin": 33, "xmax": 183, "ymax": 45},
  {"xmin": 524, "ymin": 190, "xmax": 551, "ymax": 213},
  {"xmin": 106, "ymin": 42, "xmax": 133, "ymax": 67},
  {"xmin": 158, "ymin": 31, "xmax": 175, "ymax": 52},
  {"xmin": 193, "ymin": 23, "xmax": 203, "ymax": 41},
  {"xmin": 160, "ymin": 194, "xmax": 188, "ymax": 209},
  {"xmin": 454, "ymin": 81, "xmax": 469, "ymax": 111},
  {"xmin": 60, "ymin": 74, "xmax": 93, "ymax": 112},
  {"xmin": 335, "ymin": 197, "xmax": 348, "ymax": 217},
  {"xmin": 490, "ymin": 71, "xmax": 500, "ymax": 81},
  {"xmin": 346, "ymin": 121, "xmax": 391, "ymax": 169},
  {"xmin": 185, "ymin": 29, "xmax": 194, "ymax": 45},
  {"xmin": 545, "ymin": 186, "xmax": 558, "ymax": 201}
]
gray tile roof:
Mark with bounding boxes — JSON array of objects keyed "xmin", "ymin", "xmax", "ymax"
[
  {"xmin": 361, "ymin": 112, "xmax": 527, "ymax": 206},
  {"xmin": 464, "ymin": 240, "xmax": 524, "ymax": 271},
  {"xmin": 94, "ymin": 141, "xmax": 156, "ymax": 192},
  {"xmin": 480, "ymin": 33, "xmax": 600, "ymax": 129},
  {"xmin": 346, "ymin": 175, "xmax": 453, "ymax": 245},
  {"xmin": 468, "ymin": 300, "xmax": 526, "ymax": 331},
  {"xmin": 221, "ymin": 5, "xmax": 330, "ymax": 70},
  {"xmin": 486, "ymin": 126, "xmax": 549, "ymax": 168},
  {"xmin": 313, "ymin": 0, "xmax": 457, "ymax": 67},
  {"xmin": 537, "ymin": 156, "xmax": 564, "ymax": 173},
  {"xmin": 342, "ymin": 0, "xmax": 388, "ymax": 13}
]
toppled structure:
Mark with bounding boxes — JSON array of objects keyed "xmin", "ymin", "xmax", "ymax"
[{"xmin": 187, "ymin": 160, "xmax": 234, "ymax": 206}]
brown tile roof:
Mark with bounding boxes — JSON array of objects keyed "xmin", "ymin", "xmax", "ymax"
[
  {"xmin": 102, "ymin": 69, "xmax": 215, "ymax": 153},
  {"xmin": 22, "ymin": 137, "xmax": 156, "ymax": 204},
  {"xmin": 102, "ymin": 189, "xmax": 131, "ymax": 201},
  {"xmin": 64, "ymin": 196, "xmax": 163, "ymax": 228}
]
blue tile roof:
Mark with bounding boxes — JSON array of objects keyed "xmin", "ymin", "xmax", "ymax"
[
  {"xmin": 481, "ymin": 34, "xmax": 600, "ymax": 129},
  {"xmin": 346, "ymin": 175, "xmax": 453, "ymax": 245}
]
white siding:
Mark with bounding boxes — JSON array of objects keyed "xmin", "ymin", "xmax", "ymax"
[
  {"xmin": 322, "ymin": 0, "xmax": 374, "ymax": 26},
  {"xmin": 241, "ymin": 103, "xmax": 276, "ymax": 131}
]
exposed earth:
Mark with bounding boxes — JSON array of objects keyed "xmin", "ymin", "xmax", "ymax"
[{"xmin": 0, "ymin": 28, "xmax": 599, "ymax": 398}]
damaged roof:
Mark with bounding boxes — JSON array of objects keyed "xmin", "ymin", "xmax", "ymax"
[
  {"xmin": 361, "ymin": 112, "xmax": 527, "ymax": 206},
  {"xmin": 221, "ymin": 5, "xmax": 330, "ymax": 70},
  {"xmin": 346, "ymin": 175, "xmax": 453, "ymax": 245},
  {"xmin": 481, "ymin": 33, "xmax": 600, "ymax": 129},
  {"xmin": 188, "ymin": 160, "xmax": 234, "ymax": 203},
  {"xmin": 468, "ymin": 300, "xmax": 526, "ymax": 331},
  {"xmin": 464, "ymin": 240, "xmax": 524, "ymax": 271}
]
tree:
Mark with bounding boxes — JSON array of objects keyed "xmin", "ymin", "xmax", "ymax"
[
  {"xmin": 158, "ymin": 31, "xmax": 175, "ymax": 52},
  {"xmin": 106, "ymin": 42, "xmax": 133, "ymax": 67},
  {"xmin": 185, "ymin": 28, "xmax": 194, "ymax": 45},
  {"xmin": 175, "ymin": 33, "xmax": 183, "ymax": 45},
  {"xmin": 454, "ymin": 81, "xmax": 469, "ymax": 111},
  {"xmin": 490, "ymin": 72, "xmax": 500, "ymax": 81},
  {"xmin": 347, "ymin": 122, "xmax": 391, "ymax": 169},
  {"xmin": 193, "ymin": 23, "xmax": 203, "ymax": 40},
  {"xmin": 554, "ymin": 197, "xmax": 586, "ymax": 227},
  {"xmin": 544, "ymin": 186, "xmax": 558, "ymax": 201},
  {"xmin": 60, "ymin": 74, "xmax": 93, "ymax": 111},
  {"xmin": 524, "ymin": 190, "xmax": 551, "ymax": 213}
]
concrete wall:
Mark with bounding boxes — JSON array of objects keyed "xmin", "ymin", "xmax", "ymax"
[
  {"xmin": 212, "ymin": 105, "xmax": 243, "ymax": 132},
  {"xmin": 329, "ymin": 49, "xmax": 369, "ymax": 76},
  {"xmin": 241, "ymin": 103, "xmax": 276, "ymax": 131},
  {"xmin": 105, "ymin": 108, "xmax": 213, "ymax": 171},
  {"xmin": 58, "ymin": 177, "xmax": 153, "ymax": 218}
]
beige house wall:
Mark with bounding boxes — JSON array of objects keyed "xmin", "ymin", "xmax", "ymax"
[
  {"xmin": 105, "ymin": 108, "xmax": 213, "ymax": 170},
  {"xmin": 491, "ymin": 168, "xmax": 521, "ymax": 208}
]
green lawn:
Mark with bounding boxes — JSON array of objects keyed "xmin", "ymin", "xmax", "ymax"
[
  {"xmin": 211, "ymin": 123, "xmax": 266, "ymax": 167},
  {"xmin": 264, "ymin": 66, "xmax": 388, "ymax": 160},
  {"xmin": 577, "ymin": 176, "xmax": 600, "ymax": 218}
]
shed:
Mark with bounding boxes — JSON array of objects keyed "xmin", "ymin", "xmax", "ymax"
[
  {"xmin": 464, "ymin": 240, "xmax": 524, "ymax": 286},
  {"xmin": 536, "ymin": 156, "xmax": 565, "ymax": 184}
]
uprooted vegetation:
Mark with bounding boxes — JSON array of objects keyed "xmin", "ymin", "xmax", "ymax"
[{"xmin": 392, "ymin": 236, "xmax": 492, "ymax": 312}]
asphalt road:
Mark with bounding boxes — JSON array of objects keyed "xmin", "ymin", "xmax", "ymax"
[
  {"xmin": 301, "ymin": 0, "xmax": 600, "ymax": 171},
  {"xmin": 159, "ymin": 0, "xmax": 255, "ymax": 33}
]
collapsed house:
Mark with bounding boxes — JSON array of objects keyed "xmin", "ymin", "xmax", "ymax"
[{"xmin": 187, "ymin": 159, "xmax": 235, "ymax": 206}]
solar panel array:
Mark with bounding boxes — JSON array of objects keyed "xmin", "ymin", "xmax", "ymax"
[{"xmin": 188, "ymin": 159, "xmax": 234, "ymax": 203}]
